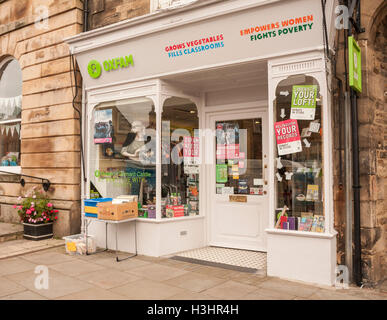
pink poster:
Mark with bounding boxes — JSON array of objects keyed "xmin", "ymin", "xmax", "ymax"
[
  {"xmin": 275, "ymin": 119, "xmax": 302, "ymax": 156},
  {"xmin": 184, "ymin": 136, "xmax": 199, "ymax": 164}
]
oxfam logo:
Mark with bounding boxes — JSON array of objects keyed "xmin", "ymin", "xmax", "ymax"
[{"xmin": 87, "ymin": 60, "xmax": 102, "ymax": 79}]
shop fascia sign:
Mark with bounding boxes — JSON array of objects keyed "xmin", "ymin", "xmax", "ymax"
[
  {"xmin": 87, "ymin": 54, "xmax": 134, "ymax": 79},
  {"xmin": 348, "ymin": 36, "xmax": 362, "ymax": 93}
]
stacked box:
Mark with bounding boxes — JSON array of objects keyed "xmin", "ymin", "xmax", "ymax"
[
  {"xmin": 97, "ymin": 202, "xmax": 138, "ymax": 221},
  {"xmin": 166, "ymin": 205, "xmax": 184, "ymax": 217},
  {"xmin": 84, "ymin": 198, "xmax": 113, "ymax": 218}
]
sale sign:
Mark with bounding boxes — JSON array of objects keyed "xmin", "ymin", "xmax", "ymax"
[
  {"xmin": 290, "ymin": 85, "xmax": 317, "ymax": 120},
  {"xmin": 275, "ymin": 119, "xmax": 302, "ymax": 155}
]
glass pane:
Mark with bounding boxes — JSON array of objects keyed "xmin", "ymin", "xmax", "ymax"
[
  {"xmin": 0, "ymin": 59, "xmax": 22, "ymax": 121},
  {"xmin": 274, "ymin": 75, "xmax": 324, "ymax": 232},
  {"xmin": 161, "ymin": 97, "xmax": 199, "ymax": 218},
  {"xmin": 0, "ymin": 123, "xmax": 20, "ymax": 166},
  {"xmin": 215, "ymin": 118, "xmax": 263, "ymax": 195},
  {"xmin": 89, "ymin": 97, "xmax": 156, "ymax": 218}
]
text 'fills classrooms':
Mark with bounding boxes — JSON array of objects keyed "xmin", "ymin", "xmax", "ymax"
[
  {"xmin": 240, "ymin": 14, "xmax": 314, "ymax": 41},
  {"xmin": 165, "ymin": 34, "xmax": 224, "ymax": 58}
]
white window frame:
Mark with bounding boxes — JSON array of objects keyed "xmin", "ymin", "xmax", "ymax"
[
  {"xmin": 0, "ymin": 56, "xmax": 22, "ymax": 175},
  {"xmin": 151, "ymin": 0, "xmax": 198, "ymax": 12}
]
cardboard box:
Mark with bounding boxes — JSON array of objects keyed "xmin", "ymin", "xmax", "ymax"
[{"xmin": 97, "ymin": 202, "xmax": 138, "ymax": 221}]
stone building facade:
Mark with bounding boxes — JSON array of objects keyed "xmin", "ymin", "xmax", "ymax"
[
  {"xmin": 0, "ymin": 0, "xmax": 84, "ymax": 237},
  {"xmin": 332, "ymin": 0, "xmax": 386, "ymax": 286}
]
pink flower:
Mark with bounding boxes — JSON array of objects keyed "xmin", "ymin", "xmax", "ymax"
[
  {"xmin": 26, "ymin": 209, "xmax": 31, "ymax": 214},
  {"xmin": 54, "ymin": 210, "xmax": 59, "ymax": 213},
  {"xmin": 17, "ymin": 196, "xmax": 22, "ymax": 201},
  {"xmin": 13, "ymin": 205, "xmax": 17, "ymax": 209},
  {"xmin": 31, "ymin": 202, "xmax": 34, "ymax": 207},
  {"xmin": 47, "ymin": 203, "xmax": 53, "ymax": 207},
  {"xmin": 32, "ymin": 195, "xmax": 36, "ymax": 199}
]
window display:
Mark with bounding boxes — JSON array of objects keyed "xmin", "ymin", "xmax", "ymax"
[
  {"xmin": 215, "ymin": 118, "xmax": 263, "ymax": 196},
  {"xmin": 274, "ymin": 75, "xmax": 324, "ymax": 232},
  {"xmin": 89, "ymin": 97, "xmax": 156, "ymax": 218},
  {"xmin": 0, "ymin": 58, "xmax": 22, "ymax": 168},
  {"xmin": 161, "ymin": 97, "xmax": 199, "ymax": 218}
]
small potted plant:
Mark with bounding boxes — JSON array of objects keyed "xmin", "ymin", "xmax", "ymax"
[{"xmin": 14, "ymin": 187, "xmax": 59, "ymax": 241}]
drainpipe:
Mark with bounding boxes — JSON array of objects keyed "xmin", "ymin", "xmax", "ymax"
[
  {"xmin": 83, "ymin": 0, "xmax": 89, "ymax": 32},
  {"xmin": 79, "ymin": 0, "xmax": 89, "ymax": 234},
  {"xmin": 347, "ymin": 0, "xmax": 363, "ymax": 287}
]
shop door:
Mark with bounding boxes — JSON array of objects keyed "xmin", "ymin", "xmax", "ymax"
[{"xmin": 208, "ymin": 110, "xmax": 268, "ymax": 251}]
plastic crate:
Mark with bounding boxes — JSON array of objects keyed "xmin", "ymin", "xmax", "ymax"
[
  {"xmin": 63, "ymin": 234, "xmax": 96, "ymax": 255},
  {"xmin": 84, "ymin": 198, "xmax": 113, "ymax": 207}
]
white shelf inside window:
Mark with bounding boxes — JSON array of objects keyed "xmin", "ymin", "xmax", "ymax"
[{"xmin": 0, "ymin": 166, "xmax": 21, "ymax": 174}]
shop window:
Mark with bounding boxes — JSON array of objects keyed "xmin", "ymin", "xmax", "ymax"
[
  {"xmin": 89, "ymin": 97, "xmax": 156, "ymax": 217},
  {"xmin": 215, "ymin": 119, "xmax": 264, "ymax": 195},
  {"xmin": 161, "ymin": 97, "xmax": 199, "ymax": 218},
  {"xmin": 0, "ymin": 57, "xmax": 22, "ymax": 171},
  {"xmin": 273, "ymin": 75, "xmax": 324, "ymax": 232}
]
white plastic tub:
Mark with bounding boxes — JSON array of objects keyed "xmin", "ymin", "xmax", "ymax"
[{"xmin": 63, "ymin": 234, "xmax": 96, "ymax": 255}]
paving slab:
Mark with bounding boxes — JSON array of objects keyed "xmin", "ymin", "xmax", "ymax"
[
  {"xmin": 0, "ymin": 239, "xmax": 64, "ymax": 260},
  {"xmin": 255, "ymin": 278, "xmax": 319, "ymax": 299},
  {"xmin": 126, "ymin": 263, "xmax": 189, "ymax": 282},
  {"xmin": 56, "ymin": 287, "xmax": 127, "ymax": 300},
  {"xmin": 49, "ymin": 259, "xmax": 106, "ymax": 277},
  {"xmin": 163, "ymin": 271, "xmax": 227, "ymax": 293},
  {"xmin": 5, "ymin": 269, "xmax": 93, "ymax": 299},
  {"xmin": 111, "ymin": 278, "xmax": 186, "ymax": 300},
  {"xmin": 75, "ymin": 268, "xmax": 142, "ymax": 289},
  {"xmin": 201, "ymin": 280, "xmax": 257, "ymax": 300},
  {"xmin": 0, "ymin": 257, "xmax": 37, "ymax": 276},
  {"xmin": 0, "ymin": 290, "xmax": 47, "ymax": 300},
  {"xmin": 0, "ymin": 276, "xmax": 26, "ymax": 298}
]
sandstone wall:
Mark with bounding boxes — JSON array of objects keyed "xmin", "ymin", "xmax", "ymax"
[
  {"xmin": 0, "ymin": 0, "xmax": 83, "ymax": 237},
  {"xmin": 332, "ymin": 0, "xmax": 386, "ymax": 285}
]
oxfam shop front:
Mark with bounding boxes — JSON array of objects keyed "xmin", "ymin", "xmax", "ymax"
[{"xmin": 66, "ymin": 0, "xmax": 338, "ymax": 285}]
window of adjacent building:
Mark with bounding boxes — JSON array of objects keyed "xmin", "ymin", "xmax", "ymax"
[
  {"xmin": 151, "ymin": 0, "xmax": 198, "ymax": 11},
  {"xmin": 89, "ymin": 97, "xmax": 157, "ymax": 217},
  {"xmin": 0, "ymin": 57, "xmax": 22, "ymax": 171},
  {"xmin": 161, "ymin": 97, "xmax": 199, "ymax": 218},
  {"xmin": 273, "ymin": 75, "xmax": 325, "ymax": 233}
]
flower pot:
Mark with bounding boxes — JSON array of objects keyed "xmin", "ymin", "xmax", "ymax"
[{"xmin": 23, "ymin": 222, "xmax": 53, "ymax": 241}]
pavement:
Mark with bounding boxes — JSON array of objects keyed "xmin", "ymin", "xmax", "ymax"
[{"xmin": 0, "ymin": 244, "xmax": 386, "ymax": 300}]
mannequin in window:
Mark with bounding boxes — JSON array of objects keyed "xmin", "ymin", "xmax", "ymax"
[{"xmin": 121, "ymin": 120, "xmax": 156, "ymax": 204}]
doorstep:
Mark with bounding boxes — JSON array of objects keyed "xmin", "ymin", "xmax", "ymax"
[
  {"xmin": 0, "ymin": 238, "xmax": 65, "ymax": 260},
  {"xmin": 0, "ymin": 222, "xmax": 23, "ymax": 243}
]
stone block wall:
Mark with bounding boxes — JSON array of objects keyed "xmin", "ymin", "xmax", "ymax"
[
  {"xmin": 332, "ymin": 0, "xmax": 386, "ymax": 285},
  {"xmin": 88, "ymin": 0, "xmax": 150, "ymax": 30},
  {"xmin": 0, "ymin": 0, "xmax": 84, "ymax": 237}
]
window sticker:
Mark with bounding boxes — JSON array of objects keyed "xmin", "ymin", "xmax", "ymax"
[
  {"xmin": 290, "ymin": 85, "xmax": 317, "ymax": 120},
  {"xmin": 275, "ymin": 119, "xmax": 302, "ymax": 156}
]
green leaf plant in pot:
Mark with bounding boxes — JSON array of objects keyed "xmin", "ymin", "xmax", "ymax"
[{"xmin": 13, "ymin": 187, "xmax": 59, "ymax": 241}]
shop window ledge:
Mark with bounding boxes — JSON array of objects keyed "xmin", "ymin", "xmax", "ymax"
[
  {"xmin": 138, "ymin": 215, "xmax": 204, "ymax": 223},
  {"xmin": 83, "ymin": 214, "xmax": 204, "ymax": 224},
  {"xmin": 265, "ymin": 228, "xmax": 337, "ymax": 240}
]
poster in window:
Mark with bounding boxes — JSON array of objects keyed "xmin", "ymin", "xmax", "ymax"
[
  {"xmin": 290, "ymin": 85, "xmax": 318, "ymax": 120},
  {"xmin": 94, "ymin": 109, "xmax": 113, "ymax": 144},
  {"xmin": 275, "ymin": 119, "xmax": 302, "ymax": 156},
  {"xmin": 216, "ymin": 164, "xmax": 228, "ymax": 183},
  {"xmin": 183, "ymin": 136, "xmax": 199, "ymax": 165}
]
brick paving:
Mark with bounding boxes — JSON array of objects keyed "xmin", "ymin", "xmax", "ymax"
[{"xmin": 0, "ymin": 245, "xmax": 386, "ymax": 300}]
